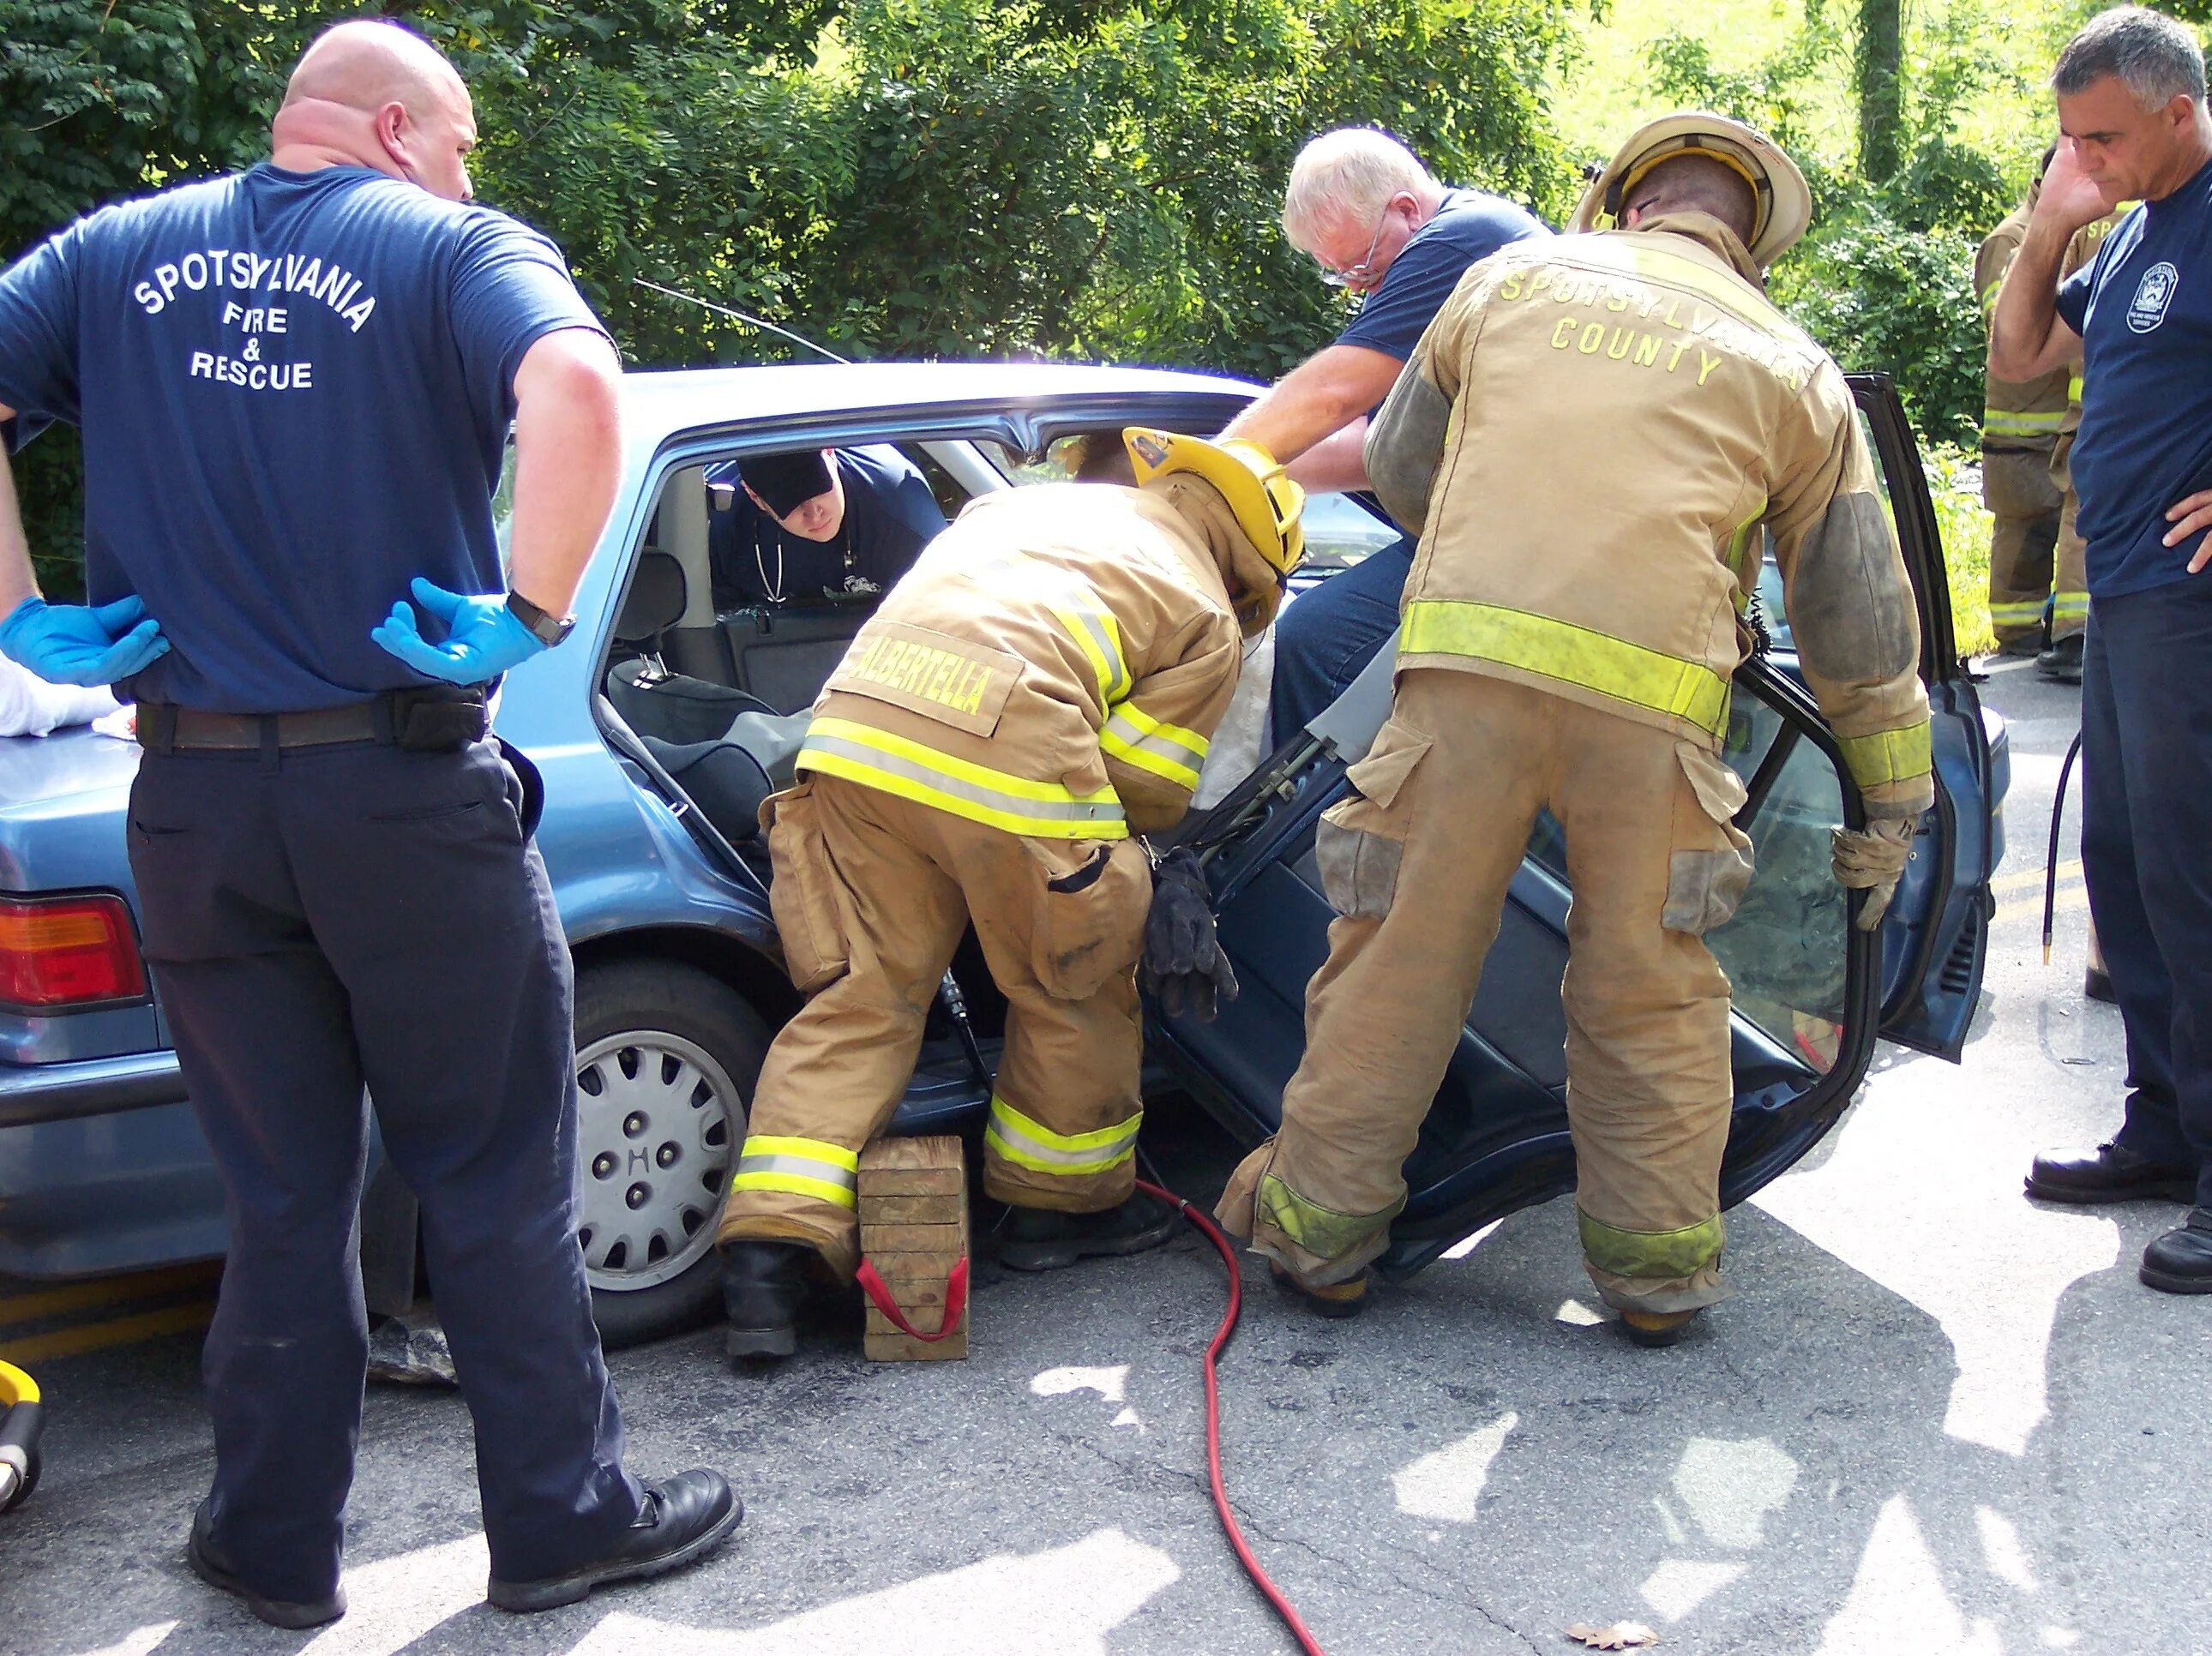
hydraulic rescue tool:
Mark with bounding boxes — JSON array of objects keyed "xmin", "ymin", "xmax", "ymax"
[{"xmin": 0, "ymin": 1359, "xmax": 45, "ymax": 1515}]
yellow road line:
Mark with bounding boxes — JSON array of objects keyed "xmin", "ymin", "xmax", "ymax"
[
  {"xmin": 0, "ymin": 1263, "xmax": 219, "ymax": 1329},
  {"xmin": 0, "ymin": 1301, "xmax": 213, "ymax": 1364},
  {"xmin": 1993, "ymin": 859, "xmax": 2082, "ymax": 895}
]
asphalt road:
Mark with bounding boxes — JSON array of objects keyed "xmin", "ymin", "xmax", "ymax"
[{"xmin": 4, "ymin": 657, "xmax": 2205, "ymax": 1656}]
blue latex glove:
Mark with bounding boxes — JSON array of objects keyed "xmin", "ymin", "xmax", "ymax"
[
  {"xmin": 370, "ymin": 577, "xmax": 547, "ymax": 686},
  {"xmin": 0, "ymin": 595, "xmax": 170, "ymax": 686}
]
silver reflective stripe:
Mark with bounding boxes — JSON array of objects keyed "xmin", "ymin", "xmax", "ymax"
[
  {"xmin": 1103, "ymin": 710, "xmax": 1205, "ymax": 774},
  {"xmin": 736, "ymin": 1153, "xmax": 857, "ymax": 1190},
  {"xmin": 799, "ymin": 732, "xmax": 1126, "ymax": 825},
  {"xmin": 1066, "ymin": 603, "xmax": 1129, "ymax": 702},
  {"xmin": 987, "ymin": 1110, "xmax": 1141, "ymax": 1170}
]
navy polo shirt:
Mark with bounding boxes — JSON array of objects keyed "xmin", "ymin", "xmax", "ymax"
[
  {"xmin": 706, "ymin": 445, "xmax": 948, "ymax": 609},
  {"xmin": 2056, "ymin": 154, "xmax": 2212, "ymax": 599},
  {"xmin": 1337, "ymin": 188, "xmax": 1549, "ymax": 363},
  {"xmin": 0, "ymin": 164, "xmax": 608, "ymax": 711}
]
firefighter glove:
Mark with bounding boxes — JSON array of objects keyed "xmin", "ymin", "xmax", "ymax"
[
  {"xmin": 371, "ymin": 578, "xmax": 546, "ymax": 687},
  {"xmin": 1830, "ymin": 815, "xmax": 1915, "ymax": 933},
  {"xmin": 1140, "ymin": 845, "xmax": 1239, "ymax": 1021},
  {"xmin": 0, "ymin": 595, "xmax": 169, "ymax": 686}
]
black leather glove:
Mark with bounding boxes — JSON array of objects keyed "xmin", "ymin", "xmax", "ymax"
[{"xmin": 1139, "ymin": 845, "xmax": 1240, "ymax": 1022}]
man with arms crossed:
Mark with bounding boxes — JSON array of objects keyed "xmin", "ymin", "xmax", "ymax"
[
  {"xmin": 1993, "ymin": 5, "xmax": 2212, "ymax": 1291},
  {"xmin": 0, "ymin": 21, "xmax": 739, "ymax": 1625}
]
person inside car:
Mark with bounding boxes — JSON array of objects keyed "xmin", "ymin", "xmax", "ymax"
[{"xmin": 706, "ymin": 445, "xmax": 948, "ymax": 609}]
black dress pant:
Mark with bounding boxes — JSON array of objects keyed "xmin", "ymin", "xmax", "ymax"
[
  {"xmin": 2081, "ymin": 578, "xmax": 2212, "ymax": 1206},
  {"xmin": 127, "ymin": 735, "xmax": 640, "ymax": 1602}
]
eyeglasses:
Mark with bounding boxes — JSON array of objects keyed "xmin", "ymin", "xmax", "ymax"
[{"xmin": 1314, "ymin": 197, "xmax": 1404, "ymax": 289}]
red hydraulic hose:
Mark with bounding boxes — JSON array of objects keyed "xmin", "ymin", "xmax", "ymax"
[{"xmin": 1135, "ymin": 1178, "xmax": 1329, "ymax": 1656}]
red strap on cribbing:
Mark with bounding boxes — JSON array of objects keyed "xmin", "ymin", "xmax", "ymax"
[{"xmin": 855, "ymin": 1254, "xmax": 970, "ymax": 1341}]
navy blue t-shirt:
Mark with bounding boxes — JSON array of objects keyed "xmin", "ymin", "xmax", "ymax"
[
  {"xmin": 1336, "ymin": 188, "xmax": 1549, "ymax": 363},
  {"xmin": 705, "ymin": 445, "xmax": 948, "ymax": 609},
  {"xmin": 2056, "ymin": 155, "xmax": 2212, "ymax": 599},
  {"xmin": 0, "ymin": 164, "xmax": 608, "ymax": 711}
]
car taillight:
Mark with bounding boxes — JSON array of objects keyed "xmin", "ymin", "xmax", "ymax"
[{"xmin": 0, "ymin": 895, "xmax": 148, "ymax": 1010}]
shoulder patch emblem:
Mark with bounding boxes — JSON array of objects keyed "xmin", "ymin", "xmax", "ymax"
[{"xmin": 2127, "ymin": 261, "xmax": 2178, "ymax": 333}]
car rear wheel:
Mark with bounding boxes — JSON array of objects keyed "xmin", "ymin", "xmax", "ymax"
[{"xmin": 573, "ymin": 959, "xmax": 767, "ymax": 1347}]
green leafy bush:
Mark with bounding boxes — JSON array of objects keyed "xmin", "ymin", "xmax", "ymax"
[{"xmin": 1773, "ymin": 212, "xmax": 1984, "ymax": 448}]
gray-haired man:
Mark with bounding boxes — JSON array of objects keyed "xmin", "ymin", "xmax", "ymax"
[
  {"xmin": 1992, "ymin": 5, "xmax": 2212, "ymax": 1292},
  {"xmin": 1223, "ymin": 129, "xmax": 1546, "ymax": 741}
]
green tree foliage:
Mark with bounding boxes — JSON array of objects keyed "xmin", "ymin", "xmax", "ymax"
[
  {"xmin": 3, "ymin": 0, "xmax": 1589, "ymax": 592},
  {"xmin": 1648, "ymin": 0, "xmax": 2007, "ymax": 446}
]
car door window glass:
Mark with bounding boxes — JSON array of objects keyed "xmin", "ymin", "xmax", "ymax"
[{"xmin": 1519, "ymin": 691, "xmax": 1846, "ymax": 1073}]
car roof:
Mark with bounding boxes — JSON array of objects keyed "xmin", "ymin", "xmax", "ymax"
[{"xmin": 617, "ymin": 361, "xmax": 1262, "ymax": 432}]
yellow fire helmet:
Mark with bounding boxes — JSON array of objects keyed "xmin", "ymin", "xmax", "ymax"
[
  {"xmin": 1570, "ymin": 111, "xmax": 1813, "ymax": 268},
  {"xmin": 1121, "ymin": 428, "xmax": 1306, "ymax": 578}
]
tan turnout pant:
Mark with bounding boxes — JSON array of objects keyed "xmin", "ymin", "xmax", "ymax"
[
  {"xmin": 1982, "ymin": 445, "xmax": 2071, "ymax": 645},
  {"xmin": 1217, "ymin": 669, "xmax": 1745, "ymax": 1317},
  {"xmin": 718, "ymin": 773, "xmax": 1151, "ymax": 1278}
]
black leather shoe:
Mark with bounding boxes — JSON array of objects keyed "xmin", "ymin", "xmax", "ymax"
[
  {"xmin": 721, "ymin": 1241, "xmax": 812, "ymax": 1360},
  {"xmin": 2140, "ymin": 1209, "xmax": 2212, "ymax": 1293},
  {"xmin": 998, "ymin": 1192, "xmax": 1177, "ymax": 1271},
  {"xmin": 187, "ymin": 1503, "xmax": 346, "ymax": 1630},
  {"xmin": 487, "ymin": 1469, "xmax": 742, "ymax": 1613},
  {"xmin": 2084, "ymin": 962, "xmax": 2117, "ymax": 1004},
  {"xmin": 2036, "ymin": 633, "xmax": 2085, "ymax": 683},
  {"xmin": 1270, "ymin": 1262, "xmax": 1369, "ymax": 1319},
  {"xmin": 2026, "ymin": 1142, "xmax": 2196, "ymax": 1204},
  {"xmin": 1989, "ymin": 633, "xmax": 2044, "ymax": 661}
]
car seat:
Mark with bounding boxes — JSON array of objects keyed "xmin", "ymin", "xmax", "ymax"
[
  {"xmin": 609, "ymin": 550, "xmax": 816, "ymax": 845},
  {"xmin": 609, "ymin": 549, "xmax": 779, "ymax": 745}
]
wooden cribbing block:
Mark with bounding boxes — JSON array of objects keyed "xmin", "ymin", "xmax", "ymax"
[{"xmin": 857, "ymin": 1136, "xmax": 968, "ymax": 1362}]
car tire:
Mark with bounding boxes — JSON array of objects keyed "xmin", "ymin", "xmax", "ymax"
[{"xmin": 573, "ymin": 959, "xmax": 767, "ymax": 1348}]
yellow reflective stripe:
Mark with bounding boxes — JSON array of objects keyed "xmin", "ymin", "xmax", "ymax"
[
  {"xmin": 797, "ymin": 717, "xmax": 1127, "ymax": 839},
  {"xmin": 1725, "ymin": 496, "xmax": 1766, "ymax": 614},
  {"xmin": 741, "ymin": 1135, "xmax": 858, "ymax": 1171},
  {"xmin": 1047, "ymin": 598, "xmax": 1130, "ymax": 706},
  {"xmin": 730, "ymin": 1134, "xmax": 859, "ymax": 1211},
  {"xmin": 2053, "ymin": 592, "xmax": 2090, "ymax": 620},
  {"xmin": 984, "ymin": 1093, "xmax": 1141, "ymax": 1176},
  {"xmin": 2068, "ymin": 374, "xmax": 2084, "ymax": 404},
  {"xmin": 1100, "ymin": 703, "xmax": 1209, "ymax": 789},
  {"xmin": 1256, "ymin": 1173, "xmax": 1401, "ymax": 1262},
  {"xmin": 1982, "ymin": 408, "xmax": 2066, "ymax": 437},
  {"xmin": 1836, "ymin": 721, "xmax": 1933, "ymax": 790},
  {"xmin": 988, "ymin": 551, "xmax": 1129, "ymax": 706},
  {"xmin": 1988, "ymin": 600, "xmax": 2047, "ymax": 625},
  {"xmin": 1578, "ymin": 1209, "xmax": 1724, "ymax": 1280},
  {"xmin": 1401, "ymin": 600, "xmax": 1730, "ymax": 737},
  {"xmin": 1978, "ymin": 277, "xmax": 2005, "ymax": 314}
]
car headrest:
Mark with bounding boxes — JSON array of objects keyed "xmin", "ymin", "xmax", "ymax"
[{"xmin": 615, "ymin": 549, "xmax": 688, "ymax": 643}]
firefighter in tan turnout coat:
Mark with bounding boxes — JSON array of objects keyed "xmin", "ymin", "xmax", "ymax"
[
  {"xmin": 1217, "ymin": 113, "xmax": 1936, "ymax": 1346},
  {"xmin": 718, "ymin": 432, "xmax": 1303, "ymax": 1358},
  {"xmin": 1976, "ymin": 162, "xmax": 2118, "ymax": 679}
]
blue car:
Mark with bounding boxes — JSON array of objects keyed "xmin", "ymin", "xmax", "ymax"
[{"xmin": 0, "ymin": 362, "xmax": 2001, "ymax": 1341}]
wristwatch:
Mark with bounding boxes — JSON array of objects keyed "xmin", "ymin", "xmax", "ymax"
[{"xmin": 506, "ymin": 589, "xmax": 575, "ymax": 648}]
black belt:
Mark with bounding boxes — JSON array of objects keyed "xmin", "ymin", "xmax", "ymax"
[{"xmin": 140, "ymin": 688, "xmax": 487, "ymax": 754}]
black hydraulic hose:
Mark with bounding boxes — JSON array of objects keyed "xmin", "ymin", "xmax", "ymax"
[{"xmin": 2044, "ymin": 729, "xmax": 2085, "ymax": 964}]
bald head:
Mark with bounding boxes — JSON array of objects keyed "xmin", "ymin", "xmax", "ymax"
[
  {"xmin": 270, "ymin": 21, "xmax": 478, "ymax": 201},
  {"xmin": 1623, "ymin": 153, "xmax": 1758, "ymax": 248}
]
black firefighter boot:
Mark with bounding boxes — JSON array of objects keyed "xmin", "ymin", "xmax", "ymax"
[
  {"xmin": 721, "ymin": 1240, "xmax": 813, "ymax": 1362},
  {"xmin": 998, "ymin": 1192, "xmax": 1178, "ymax": 1271}
]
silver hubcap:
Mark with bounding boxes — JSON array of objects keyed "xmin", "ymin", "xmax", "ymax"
[{"xmin": 575, "ymin": 1029, "xmax": 741, "ymax": 1292}]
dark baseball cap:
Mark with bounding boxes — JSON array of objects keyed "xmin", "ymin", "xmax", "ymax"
[{"xmin": 736, "ymin": 449, "xmax": 834, "ymax": 517}]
